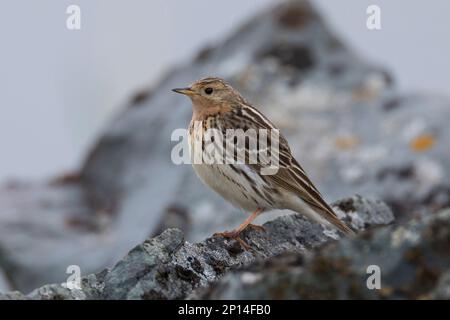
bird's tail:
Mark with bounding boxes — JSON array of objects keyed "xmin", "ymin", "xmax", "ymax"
[
  {"xmin": 288, "ymin": 197, "xmax": 356, "ymax": 236},
  {"xmin": 325, "ymin": 212, "xmax": 355, "ymax": 236}
]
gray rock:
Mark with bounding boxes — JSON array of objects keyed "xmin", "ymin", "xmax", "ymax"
[
  {"xmin": 0, "ymin": 267, "xmax": 11, "ymax": 293},
  {"xmin": 0, "ymin": 195, "xmax": 393, "ymax": 299},
  {"xmin": 432, "ymin": 270, "xmax": 450, "ymax": 299},
  {"xmin": 1, "ymin": 0, "xmax": 449, "ymax": 293},
  {"xmin": 194, "ymin": 209, "xmax": 450, "ymax": 300},
  {"xmin": 0, "ymin": 181, "xmax": 120, "ymax": 292},
  {"xmin": 0, "ymin": 290, "xmax": 27, "ymax": 300}
]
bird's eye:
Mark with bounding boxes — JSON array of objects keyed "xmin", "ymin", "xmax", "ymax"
[{"xmin": 204, "ymin": 87, "xmax": 213, "ymax": 95}]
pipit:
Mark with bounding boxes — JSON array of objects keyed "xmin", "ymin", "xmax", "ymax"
[{"xmin": 173, "ymin": 77, "xmax": 353, "ymax": 249}]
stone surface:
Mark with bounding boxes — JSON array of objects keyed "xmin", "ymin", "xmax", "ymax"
[
  {"xmin": 193, "ymin": 209, "xmax": 450, "ymax": 300},
  {"xmin": 1, "ymin": 0, "xmax": 450, "ymax": 293},
  {"xmin": 0, "ymin": 196, "xmax": 394, "ymax": 299}
]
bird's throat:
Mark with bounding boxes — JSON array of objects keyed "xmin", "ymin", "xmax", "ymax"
[{"xmin": 191, "ymin": 100, "xmax": 232, "ymax": 121}]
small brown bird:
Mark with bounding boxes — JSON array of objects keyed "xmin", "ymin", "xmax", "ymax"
[{"xmin": 173, "ymin": 77, "xmax": 353, "ymax": 248}]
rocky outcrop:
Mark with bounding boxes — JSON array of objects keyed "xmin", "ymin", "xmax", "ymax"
[
  {"xmin": 3, "ymin": 197, "xmax": 450, "ymax": 300},
  {"xmin": 1, "ymin": 0, "xmax": 449, "ymax": 293},
  {"xmin": 194, "ymin": 208, "xmax": 450, "ymax": 300},
  {"xmin": 0, "ymin": 195, "xmax": 394, "ymax": 299}
]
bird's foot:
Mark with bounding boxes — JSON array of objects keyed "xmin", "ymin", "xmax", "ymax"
[
  {"xmin": 247, "ymin": 224, "xmax": 266, "ymax": 232},
  {"xmin": 213, "ymin": 230, "xmax": 251, "ymax": 250}
]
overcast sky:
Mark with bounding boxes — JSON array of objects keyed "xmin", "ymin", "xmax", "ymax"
[{"xmin": 0, "ymin": 0, "xmax": 449, "ymax": 183}]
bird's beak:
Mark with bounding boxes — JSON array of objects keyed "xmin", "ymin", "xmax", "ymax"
[{"xmin": 172, "ymin": 87, "xmax": 195, "ymax": 96}]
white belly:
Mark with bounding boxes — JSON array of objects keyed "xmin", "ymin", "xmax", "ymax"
[{"xmin": 192, "ymin": 163, "xmax": 261, "ymax": 212}]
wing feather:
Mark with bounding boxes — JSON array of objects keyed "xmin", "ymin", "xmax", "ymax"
[{"xmin": 216, "ymin": 104, "xmax": 354, "ymax": 234}]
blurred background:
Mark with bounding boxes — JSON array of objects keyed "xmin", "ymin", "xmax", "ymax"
[
  {"xmin": 0, "ymin": 0, "xmax": 450, "ymax": 294},
  {"xmin": 1, "ymin": 0, "xmax": 449, "ymax": 183}
]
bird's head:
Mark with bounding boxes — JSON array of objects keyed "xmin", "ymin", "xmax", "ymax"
[{"xmin": 172, "ymin": 77, "xmax": 245, "ymax": 112}]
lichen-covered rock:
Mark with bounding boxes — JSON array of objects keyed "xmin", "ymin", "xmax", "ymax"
[
  {"xmin": 0, "ymin": 195, "xmax": 393, "ymax": 299},
  {"xmin": 194, "ymin": 209, "xmax": 450, "ymax": 300},
  {"xmin": 101, "ymin": 196, "xmax": 392, "ymax": 300},
  {"xmin": 432, "ymin": 270, "xmax": 450, "ymax": 299},
  {"xmin": 0, "ymin": 291, "xmax": 27, "ymax": 300}
]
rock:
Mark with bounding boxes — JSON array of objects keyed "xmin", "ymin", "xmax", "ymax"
[
  {"xmin": 432, "ymin": 270, "xmax": 450, "ymax": 299},
  {"xmin": 194, "ymin": 209, "xmax": 450, "ymax": 300},
  {"xmin": 1, "ymin": 0, "xmax": 450, "ymax": 292},
  {"xmin": 151, "ymin": 204, "xmax": 191, "ymax": 237},
  {"xmin": 0, "ymin": 291, "xmax": 27, "ymax": 300},
  {"xmin": 0, "ymin": 195, "xmax": 394, "ymax": 299},
  {"xmin": 0, "ymin": 180, "xmax": 123, "ymax": 292},
  {"xmin": 0, "ymin": 268, "xmax": 11, "ymax": 293}
]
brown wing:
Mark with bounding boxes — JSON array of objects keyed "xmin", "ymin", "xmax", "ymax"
[
  {"xmin": 265, "ymin": 151, "xmax": 354, "ymax": 235},
  {"xmin": 219, "ymin": 103, "xmax": 354, "ymax": 235}
]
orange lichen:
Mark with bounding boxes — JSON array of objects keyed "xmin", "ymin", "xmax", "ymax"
[
  {"xmin": 335, "ymin": 136, "xmax": 360, "ymax": 150},
  {"xmin": 352, "ymin": 87, "xmax": 377, "ymax": 101},
  {"xmin": 410, "ymin": 134, "xmax": 436, "ymax": 152},
  {"xmin": 378, "ymin": 286, "xmax": 394, "ymax": 298}
]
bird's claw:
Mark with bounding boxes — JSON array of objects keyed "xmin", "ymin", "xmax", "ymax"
[
  {"xmin": 247, "ymin": 224, "xmax": 266, "ymax": 232},
  {"xmin": 213, "ymin": 231, "xmax": 251, "ymax": 250}
]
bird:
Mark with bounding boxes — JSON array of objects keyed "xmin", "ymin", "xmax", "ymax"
[{"xmin": 172, "ymin": 77, "xmax": 354, "ymax": 249}]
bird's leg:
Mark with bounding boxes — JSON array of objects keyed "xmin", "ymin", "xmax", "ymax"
[
  {"xmin": 235, "ymin": 208, "xmax": 264, "ymax": 233},
  {"xmin": 214, "ymin": 208, "xmax": 264, "ymax": 250}
]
